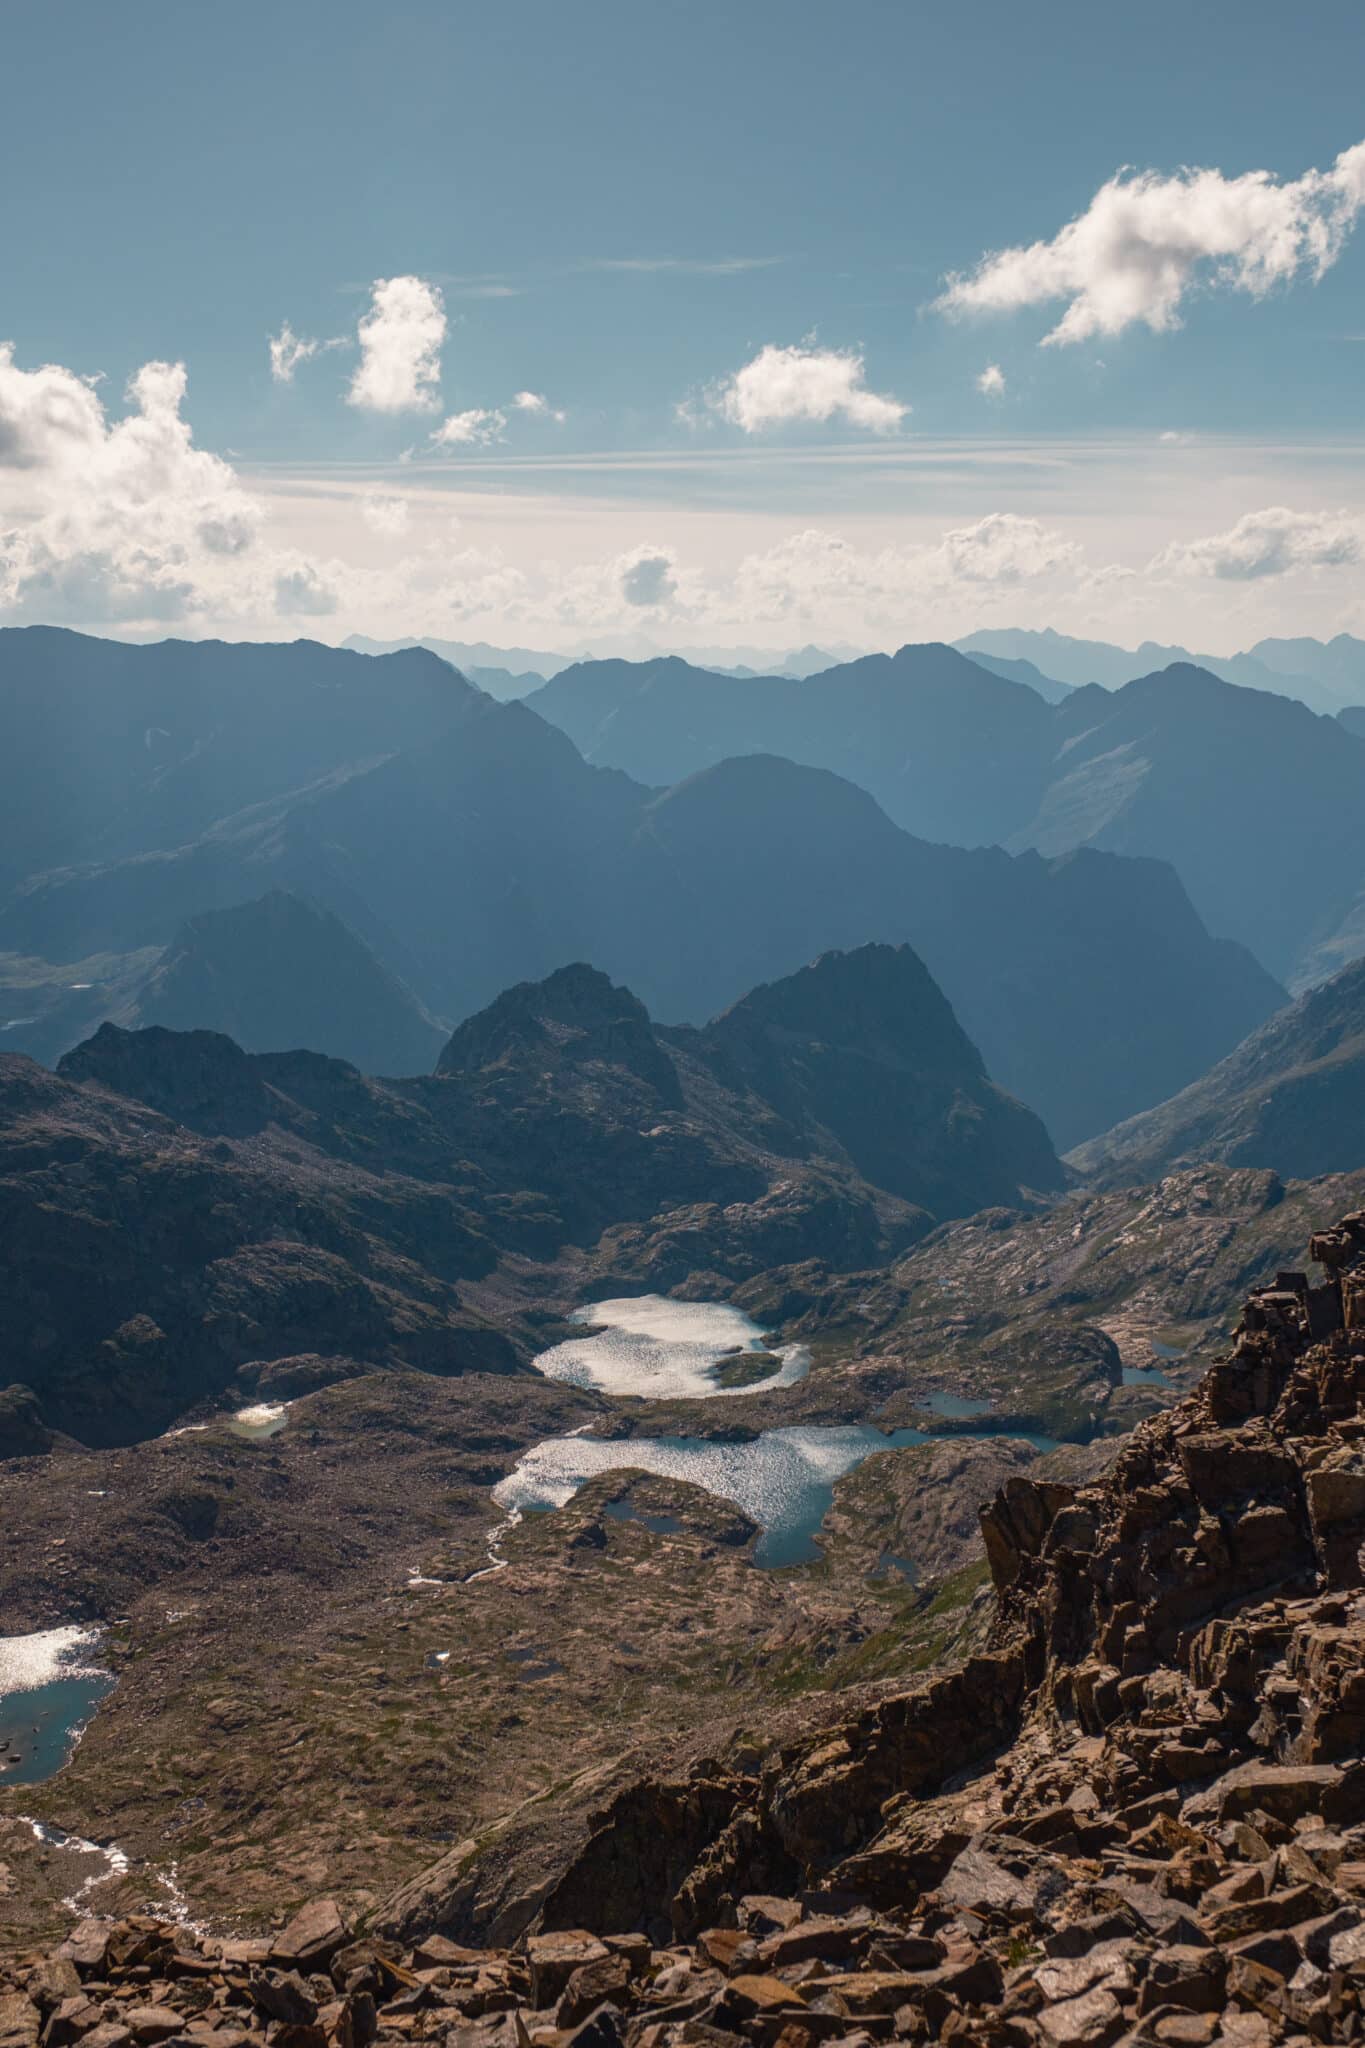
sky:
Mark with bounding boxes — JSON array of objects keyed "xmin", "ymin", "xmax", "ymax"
[{"xmin": 3, "ymin": 0, "xmax": 1365, "ymax": 659}]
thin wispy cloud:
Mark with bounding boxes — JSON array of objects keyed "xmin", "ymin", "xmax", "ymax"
[
  {"xmin": 586, "ymin": 255, "xmax": 784, "ymax": 275},
  {"xmin": 938, "ymin": 138, "xmax": 1365, "ymax": 345},
  {"xmin": 268, "ymin": 324, "xmax": 347, "ymax": 384}
]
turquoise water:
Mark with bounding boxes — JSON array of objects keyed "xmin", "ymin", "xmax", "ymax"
[
  {"xmin": 533, "ymin": 1296, "xmax": 809, "ymax": 1401},
  {"xmin": 603, "ymin": 1500, "xmax": 685, "ymax": 1535},
  {"xmin": 0, "ymin": 1629, "xmax": 114, "ymax": 1787},
  {"xmin": 495, "ymin": 1421, "xmax": 1056, "ymax": 1568},
  {"xmin": 923, "ymin": 1391, "xmax": 994, "ymax": 1418}
]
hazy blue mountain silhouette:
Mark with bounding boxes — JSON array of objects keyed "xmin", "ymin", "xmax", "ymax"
[
  {"xmin": 1070, "ymin": 952, "xmax": 1365, "ymax": 1186},
  {"xmin": 956, "ymin": 625, "xmax": 1362, "ymax": 716},
  {"xmin": 529, "ymin": 642, "xmax": 1365, "ymax": 985},
  {"xmin": 0, "ymin": 630, "xmax": 1284, "ymax": 1146},
  {"xmin": 528, "ymin": 644, "xmax": 1055, "ymax": 847}
]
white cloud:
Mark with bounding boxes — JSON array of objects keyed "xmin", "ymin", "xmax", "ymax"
[
  {"xmin": 347, "ymin": 276, "xmax": 447, "ymax": 413},
  {"xmin": 430, "ymin": 407, "xmax": 507, "ymax": 448},
  {"xmin": 361, "ymin": 492, "xmax": 410, "ymax": 536},
  {"xmin": 274, "ymin": 561, "xmax": 339, "ymax": 615},
  {"xmin": 0, "ymin": 346, "xmax": 264, "ymax": 623},
  {"xmin": 619, "ymin": 548, "xmax": 678, "ymax": 607},
  {"xmin": 268, "ymin": 323, "xmax": 346, "ymax": 383},
  {"xmin": 729, "ymin": 515, "xmax": 1083, "ymax": 629},
  {"xmin": 712, "ymin": 344, "xmax": 907, "ymax": 434},
  {"xmin": 926, "ymin": 512, "xmax": 1081, "ymax": 585},
  {"xmin": 937, "ymin": 138, "xmax": 1365, "ymax": 344},
  {"xmin": 512, "ymin": 390, "xmax": 566, "ymax": 421},
  {"xmin": 1152, "ymin": 506, "xmax": 1362, "ymax": 581},
  {"xmin": 269, "ymin": 323, "xmax": 318, "ymax": 384},
  {"xmin": 976, "ymin": 363, "xmax": 1006, "ymax": 396}
]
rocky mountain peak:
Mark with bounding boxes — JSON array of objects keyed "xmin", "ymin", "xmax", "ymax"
[
  {"xmin": 713, "ymin": 941, "xmax": 986, "ymax": 1077},
  {"xmin": 56, "ymin": 1020, "xmax": 273, "ymax": 1135},
  {"xmin": 695, "ymin": 942, "xmax": 1062, "ymax": 1216},
  {"xmin": 437, "ymin": 961, "xmax": 683, "ymax": 1106}
]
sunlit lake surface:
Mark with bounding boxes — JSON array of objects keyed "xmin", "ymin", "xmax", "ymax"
[
  {"xmin": 495, "ymin": 1420, "xmax": 1055, "ymax": 1567},
  {"xmin": 533, "ymin": 1296, "xmax": 809, "ymax": 1401},
  {"xmin": 0, "ymin": 1626, "xmax": 114, "ymax": 1786}
]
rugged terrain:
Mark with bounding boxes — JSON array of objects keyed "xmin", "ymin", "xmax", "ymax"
[
  {"xmin": 2, "ymin": 945, "xmax": 1062, "ymax": 1446},
  {"xmin": 5, "ymin": 1206, "xmax": 1365, "ymax": 2045}
]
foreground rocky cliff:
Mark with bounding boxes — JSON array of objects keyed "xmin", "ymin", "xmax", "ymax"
[{"xmin": 5, "ymin": 1208, "xmax": 1365, "ymax": 2041}]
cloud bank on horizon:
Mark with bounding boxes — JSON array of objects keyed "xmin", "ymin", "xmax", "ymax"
[
  {"xmin": 3, "ymin": 315, "xmax": 1363, "ymax": 655},
  {"xmin": 6, "ymin": 111, "xmax": 1365, "ymax": 652}
]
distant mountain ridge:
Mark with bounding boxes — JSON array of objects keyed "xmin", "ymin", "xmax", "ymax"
[
  {"xmin": 957, "ymin": 625, "xmax": 1365, "ymax": 716},
  {"xmin": 527, "ymin": 640, "xmax": 1365, "ymax": 987},
  {"xmin": 125, "ymin": 891, "xmax": 446, "ymax": 1074},
  {"xmin": 0, "ymin": 627, "xmax": 1285, "ymax": 1147}
]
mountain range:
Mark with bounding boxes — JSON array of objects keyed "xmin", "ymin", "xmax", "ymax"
[
  {"xmin": 4, "ymin": 943, "xmax": 1059, "ymax": 1445},
  {"xmin": 957, "ymin": 625, "xmax": 1365, "ymax": 715},
  {"xmin": 0, "ymin": 627, "xmax": 1284, "ymax": 1147},
  {"xmin": 528, "ymin": 642, "xmax": 1365, "ymax": 987}
]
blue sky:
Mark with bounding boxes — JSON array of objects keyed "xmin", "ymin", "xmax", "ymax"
[{"xmin": 4, "ymin": 0, "xmax": 1365, "ymax": 654}]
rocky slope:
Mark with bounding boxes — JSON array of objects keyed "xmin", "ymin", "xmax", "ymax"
[
  {"xmin": 3, "ymin": 947, "xmax": 1052, "ymax": 1444},
  {"xmin": 1070, "ymin": 957, "xmax": 1365, "ymax": 1188},
  {"xmin": 7, "ymin": 1205, "xmax": 1365, "ymax": 2043}
]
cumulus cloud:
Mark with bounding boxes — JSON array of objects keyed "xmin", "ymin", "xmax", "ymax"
[
  {"xmin": 925, "ymin": 513, "xmax": 1081, "ymax": 584},
  {"xmin": 0, "ymin": 345, "xmax": 265, "ymax": 623},
  {"xmin": 937, "ymin": 138, "xmax": 1365, "ymax": 344},
  {"xmin": 619, "ymin": 548, "xmax": 678, "ymax": 607},
  {"xmin": 976, "ymin": 363, "xmax": 1006, "ymax": 396},
  {"xmin": 712, "ymin": 344, "xmax": 907, "ymax": 433},
  {"xmin": 361, "ymin": 492, "xmax": 410, "ymax": 536},
  {"xmin": 1152, "ymin": 506, "xmax": 1362, "ymax": 581},
  {"xmin": 430, "ymin": 407, "xmax": 507, "ymax": 448},
  {"xmin": 730, "ymin": 516, "xmax": 1083, "ymax": 629},
  {"xmin": 274, "ymin": 561, "xmax": 340, "ymax": 615},
  {"xmin": 348, "ymin": 276, "xmax": 447, "ymax": 413}
]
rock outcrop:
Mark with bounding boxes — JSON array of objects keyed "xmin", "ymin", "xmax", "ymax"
[{"xmin": 372, "ymin": 1206, "xmax": 1365, "ymax": 2037}]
